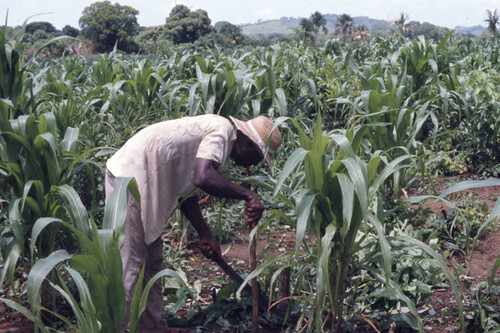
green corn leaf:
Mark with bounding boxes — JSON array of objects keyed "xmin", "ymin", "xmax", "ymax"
[
  {"xmin": 316, "ymin": 223, "xmax": 336, "ymax": 332},
  {"xmin": 21, "ymin": 180, "xmax": 43, "ymax": 215},
  {"xmin": 237, "ymin": 252, "xmax": 298, "ymax": 297},
  {"xmin": 0, "ymin": 238, "xmax": 22, "ymax": 288},
  {"xmin": 104, "ymin": 239, "xmax": 125, "ymax": 330},
  {"xmin": 365, "ymin": 266, "xmax": 424, "ymax": 332},
  {"xmin": 291, "ymin": 118, "xmax": 311, "ymax": 150},
  {"xmin": 341, "ymin": 158, "xmax": 368, "ymax": 220},
  {"xmin": 103, "ymin": 177, "xmax": 135, "ymax": 233},
  {"xmin": 437, "ymin": 179, "xmax": 500, "ymax": 199},
  {"xmin": 70, "ymin": 255, "xmax": 106, "ymax": 285},
  {"xmin": 56, "ymin": 267, "xmax": 99, "ymax": 332},
  {"xmin": 39, "ymin": 112, "xmax": 58, "ymax": 139},
  {"xmin": 130, "ymin": 265, "xmax": 146, "ymax": 333},
  {"xmin": 367, "ymin": 214, "xmax": 392, "ymax": 281},
  {"xmin": 58, "ymin": 185, "xmax": 90, "ymax": 237},
  {"xmin": 27, "ymin": 249, "xmax": 72, "ymax": 308},
  {"xmin": 489, "ymin": 257, "xmax": 500, "ymax": 288},
  {"xmin": 368, "ymin": 154, "xmax": 411, "ymax": 199},
  {"xmin": 31, "ymin": 217, "xmax": 103, "ymax": 265},
  {"xmin": 366, "ymin": 154, "xmax": 382, "ymax": 185},
  {"xmin": 35, "ymin": 132, "xmax": 60, "ymax": 183},
  {"xmin": 273, "ymin": 148, "xmax": 307, "ymax": 197},
  {"xmin": 336, "ymin": 173, "xmax": 354, "ymax": 240},
  {"xmin": 30, "ymin": 217, "xmax": 61, "ymax": 261},
  {"xmin": 437, "ymin": 30, "xmax": 453, "ymax": 54},
  {"xmin": 274, "ymin": 88, "xmax": 287, "ymax": 116},
  {"xmin": 295, "ymin": 189, "xmax": 316, "ymax": 253},
  {"xmin": 428, "ymin": 59, "xmax": 438, "ymax": 74},
  {"xmin": 304, "ymin": 151, "xmax": 325, "ymax": 192},
  {"xmin": 138, "ymin": 269, "xmax": 197, "ymax": 321},
  {"xmin": 61, "ymin": 127, "xmax": 79, "ymax": 153},
  {"xmin": 267, "ymin": 65, "xmax": 276, "ymax": 101},
  {"xmin": 476, "ymin": 197, "xmax": 500, "ymax": 252},
  {"xmin": 314, "ymin": 193, "xmax": 335, "ymax": 229},
  {"xmin": 329, "ymin": 133, "xmax": 356, "ymax": 159}
]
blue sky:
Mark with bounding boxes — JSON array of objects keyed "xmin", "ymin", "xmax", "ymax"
[{"xmin": 1, "ymin": 0, "xmax": 498, "ymax": 30}]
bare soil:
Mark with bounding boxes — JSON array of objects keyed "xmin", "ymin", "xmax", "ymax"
[{"xmin": 408, "ymin": 175, "xmax": 500, "ymax": 333}]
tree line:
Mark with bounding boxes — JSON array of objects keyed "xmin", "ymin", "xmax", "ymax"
[
  {"xmin": 3, "ymin": 1, "xmax": 499, "ymax": 55},
  {"xmin": 4, "ymin": 1, "xmax": 246, "ymax": 54}
]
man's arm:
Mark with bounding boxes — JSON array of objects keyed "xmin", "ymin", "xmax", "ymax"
[
  {"xmin": 179, "ymin": 195, "xmax": 221, "ymax": 259},
  {"xmin": 193, "ymin": 158, "xmax": 264, "ymax": 226}
]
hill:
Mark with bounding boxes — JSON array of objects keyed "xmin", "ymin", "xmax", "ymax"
[{"xmin": 241, "ymin": 14, "xmax": 485, "ymax": 38}]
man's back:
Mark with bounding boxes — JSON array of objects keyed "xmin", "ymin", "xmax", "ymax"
[{"xmin": 106, "ymin": 114, "xmax": 236, "ymax": 244}]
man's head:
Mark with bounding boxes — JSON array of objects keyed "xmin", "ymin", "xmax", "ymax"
[{"xmin": 230, "ymin": 115, "xmax": 282, "ymax": 171}]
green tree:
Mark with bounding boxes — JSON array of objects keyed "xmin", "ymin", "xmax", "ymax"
[
  {"xmin": 79, "ymin": 1, "xmax": 139, "ymax": 53},
  {"xmin": 25, "ymin": 21, "xmax": 57, "ymax": 35},
  {"xmin": 485, "ymin": 9, "xmax": 499, "ymax": 35},
  {"xmin": 164, "ymin": 4, "xmax": 214, "ymax": 44},
  {"xmin": 214, "ymin": 21, "xmax": 231, "ymax": 30},
  {"xmin": 405, "ymin": 21, "xmax": 450, "ymax": 40},
  {"xmin": 310, "ymin": 11, "xmax": 328, "ymax": 39},
  {"xmin": 218, "ymin": 22, "xmax": 245, "ymax": 46},
  {"xmin": 135, "ymin": 26, "xmax": 172, "ymax": 54},
  {"xmin": 298, "ymin": 12, "xmax": 327, "ymax": 46},
  {"xmin": 394, "ymin": 12, "xmax": 410, "ymax": 36},
  {"xmin": 62, "ymin": 25, "xmax": 79, "ymax": 37},
  {"xmin": 299, "ymin": 18, "xmax": 315, "ymax": 44},
  {"xmin": 336, "ymin": 13, "xmax": 353, "ymax": 41}
]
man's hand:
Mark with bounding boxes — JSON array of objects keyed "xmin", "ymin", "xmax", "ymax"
[
  {"xmin": 200, "ymin": 235, "xmax": 222, "ymax": 260},
  {"xmin": 245, "ymin": 194, "xmax": 264, "ymax": 227}
]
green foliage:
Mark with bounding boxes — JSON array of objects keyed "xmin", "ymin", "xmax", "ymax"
[
  {"xmin": 298, "ymin": 12, "xmax": 328, "ymax": 46},
  {"xmin": 0, "ymin": 28, "xmax": 30, "ymax": 118},
  {"xmin": 218, "ymin": 23, "xmax": 246, "ymax": 46},
  {"xmin": 404, "ymin": 21, "xmax": 451, "ymax": 40},
  {"xmin": 2, "ymin": 178, "xmax": 131, "ymax": 332},
  {"xmin": 62, "ymin": 25, "xmax": 79, "ymax": 38},
  {"xmin": 485, "ymin": 9, "xmax": 499, "ymax": 36},
  {"xmin": 0, "ymin": 111, "xmax": 87, "ymax": 286},
  {"xmin": 25, "ymin": 22, "xmax": 57, "ymax": 35},
  {"xmin": 1, "ymin": 27, "xmax": 500, "ymax": 332},
  {"xmin": 135, "ymin": 26, "xmax": 172, "ymax": 54},
  {"xmin": 0, "ymin": 178, "xmax": 200, "ymax": 332},
  {"xmin": 79, "ymin": 1, "xmax": 139, "ymax": 53},
  {"xmin": 164, "ymin": 4, "xmax": 215, "ymax": 45},
  {"xmin": 264, "ymin": 115, "xmax": 434, "ymax": 331},
  {"xmin": 408, "ymin": 178, "xmax": 500, "ymax": 260}
]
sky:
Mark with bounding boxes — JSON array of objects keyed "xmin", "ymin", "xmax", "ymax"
[{"xmin": 1, "ymin": 0, "xmax": 498, "ymax": 30}]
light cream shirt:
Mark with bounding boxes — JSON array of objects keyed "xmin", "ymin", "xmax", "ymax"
[{"xmin": 106, "ymin": 114, "xmax": 237, "ymax": 244}]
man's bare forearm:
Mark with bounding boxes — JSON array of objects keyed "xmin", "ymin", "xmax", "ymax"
[
  {"xmin": 193, "ymin": 158, "xmax": 256, "ymax": 201},
  {"xmin": 179, "ymin": 196, "xmax": 211, "ymax": 238}
]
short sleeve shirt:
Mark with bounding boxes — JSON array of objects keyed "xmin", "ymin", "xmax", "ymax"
[{"xmin": 106, "ymin": 114, "xmax": 237, "ymax": 244}]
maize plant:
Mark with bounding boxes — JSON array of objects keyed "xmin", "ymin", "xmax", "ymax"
[
  {"xmin": 0, "ymin": 177, "xmax": 197, "ymax": 333},
  {"xmin": 0, "ymin": 111, "xmax": 86, "ymax": 285},
  {"xmin": 0, "ymin": 28, "xmax": 32, "ymax": 118},
  {"xmin": 240, "ymin": 115, "xmax": 464, "ymax": 332}
]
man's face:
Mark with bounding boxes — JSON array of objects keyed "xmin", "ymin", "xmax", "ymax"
[{"xmin": 231, "ymin": 132, "xmax": 262, "ymax": 167}]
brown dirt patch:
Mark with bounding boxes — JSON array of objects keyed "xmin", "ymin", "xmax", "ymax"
[
  {"xmin": 0, "ymin": 297, "xmax": 34, "ymax": 333},
  {"xmin": 408, "ymin": 175, "xmax": 500, "ymax": 332}
]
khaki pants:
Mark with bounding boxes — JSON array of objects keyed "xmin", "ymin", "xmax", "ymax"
[{"xmin": 105, "ymin": 170, "xmax": 166, "ymax": 333}]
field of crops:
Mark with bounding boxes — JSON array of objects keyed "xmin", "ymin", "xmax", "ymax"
[{"xmin": 1, "ymin": 28, "xmax": 500, "ymax": 332}]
